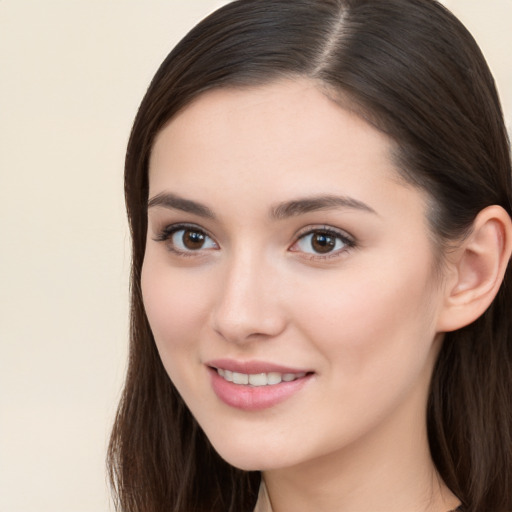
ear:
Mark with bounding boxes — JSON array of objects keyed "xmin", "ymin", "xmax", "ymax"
[{"xmin": 437, "ymin": 205, "xmax": 512, "ymax": 333}]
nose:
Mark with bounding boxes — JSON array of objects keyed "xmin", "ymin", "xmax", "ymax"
[{"xmin": 211, "ymin": 248, "xmax": 287, "ymax": 345}]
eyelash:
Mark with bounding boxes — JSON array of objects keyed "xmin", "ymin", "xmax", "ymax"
[
  {"xmin": 290, "ymin": 226, "xmax": 356, "ymax": 260},
  {"xmin": 153, "ymin": 223, "xmax": 356, "ymax": 260},
  {"xmin": 153, "ymin": 223, "xmax": 218, "ymax": 257}
]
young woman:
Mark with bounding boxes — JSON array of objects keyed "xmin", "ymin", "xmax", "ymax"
[{"xmin": 108, "ymin": 1, "xmax": 512, "ymax": 511}]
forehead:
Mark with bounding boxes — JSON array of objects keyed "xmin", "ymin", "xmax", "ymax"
[{"xmin": 149, "ymin": 79, "xmax": 399, "ymax": 195}]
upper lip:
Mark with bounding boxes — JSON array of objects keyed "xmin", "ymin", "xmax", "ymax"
[{"xmin": 206, "ymin": 358, "xmax": 312, "ymax": 375}]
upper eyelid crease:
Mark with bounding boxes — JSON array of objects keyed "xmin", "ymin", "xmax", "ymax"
[{"xmin": 154, "ymin": 223, "xmax": 214, "ymax": 241}]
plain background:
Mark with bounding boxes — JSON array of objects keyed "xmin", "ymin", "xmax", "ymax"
[{"xmin": 0, "ymin": 1, "xmax": 510, "ymax": 511}]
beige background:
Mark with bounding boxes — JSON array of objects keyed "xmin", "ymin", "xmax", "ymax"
[{"xmin": 0, "ymin": 1, "xmax": 510, "ymax": 511}]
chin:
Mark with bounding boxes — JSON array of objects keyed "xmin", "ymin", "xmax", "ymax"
[
  {"xmin": 211, "ymin": 443, "xmax": 272, "ymax": 471},
  {"xmin": 207, "ymin": 433, "xmax": 291, "ymax": 471}
]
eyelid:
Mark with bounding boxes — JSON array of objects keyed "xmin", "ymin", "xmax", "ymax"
[
  {"xmin": 152, "ymin": 222, "xmax": 219, "ymax": 255},
  {"xmin": 152, "ymin": 222, "xmax": 355, "ymax": 260},
  {"xmin": 152, "ymin": 222, "xmax": 211, "ymax": 240},
  {"xmin": 289, "ymin": 225, "xmax": 356, "ymax": 259},
  {"xmin": 294, "ymin": 223, "xmax": 353, "ymax": 238}
]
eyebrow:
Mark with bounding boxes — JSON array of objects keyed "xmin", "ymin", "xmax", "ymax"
[
  {"xmin": 270, "ymin": 195, "xmax": 377, "ymax": 219},
  {"xmin": 147, "ymin": 192, "xmax": 216, "ymax": 219},
  {"xmin": 147, "ymin": 192, "xmax": 377, "ymax": 220}
]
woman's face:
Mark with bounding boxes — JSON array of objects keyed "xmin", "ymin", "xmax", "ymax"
[{"xmin": 142, "ymin": 80, "xmax": 448, "ymax": 471}]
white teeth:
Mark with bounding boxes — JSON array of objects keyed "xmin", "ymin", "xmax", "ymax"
[
  {"xmin": 232, "ymin": 372, "xmax": 249, "ymax": 385},
  {"xmin": 248, "ymin": 373, "xmax": 267, "ymax": 387},
  {"xmin": 216, "ymin": 368, "xmax": 307, "ymax": 386},
  {"xmin": 267, "ymin": 372, "xmax": 282, "ymax": 385}
]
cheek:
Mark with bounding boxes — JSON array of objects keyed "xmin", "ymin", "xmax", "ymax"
[
  {"xmin": 289, "ymin": 255, "xmax": 440, "ymax": 378},
  {"xmin": 140, "ymin": 256, "xmax": 211, "ymax": 362},
  {"xmin": 282, "ymin": 265, "xmax": 441, "ymax": 445},
  {"xmin": 141, "ymin": 256, "xmax": 222, "ymax": 419}
]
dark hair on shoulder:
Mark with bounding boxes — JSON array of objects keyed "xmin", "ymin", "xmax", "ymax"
[{"xmin": 108, "ymin": 1, "xmax": 512, "ymax": 511}]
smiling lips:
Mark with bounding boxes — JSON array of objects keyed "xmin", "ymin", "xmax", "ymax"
[
  {"xmin": 216, "ymin": 368, "xmax": 307, "ymax": 386},
  {"xmin": 207, "ymin": 360, "xmax": 313, "ymax": 410}
]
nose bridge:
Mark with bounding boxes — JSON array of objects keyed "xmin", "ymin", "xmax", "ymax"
[{"xmin": 212, "ymin": 243, "xmax": 286, "ymax": 343}]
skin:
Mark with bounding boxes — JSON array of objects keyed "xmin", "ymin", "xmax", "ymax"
[{"xmin": 142, "ymin": 79, "xmax": 461, "ymax": 511}]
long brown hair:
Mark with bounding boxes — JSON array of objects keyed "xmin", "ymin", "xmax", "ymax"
[{"xmin": 108, "ymin": 1, "xmax": 512, "ymax": 511}]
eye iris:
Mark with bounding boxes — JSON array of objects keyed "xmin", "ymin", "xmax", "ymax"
[
  {"xmin": 183, "ymin": 230, "xmax": 205, "ymax": 250},
  {"xmin": 311, "ymin": 232, "xmax": 336, "ymax": 253}
]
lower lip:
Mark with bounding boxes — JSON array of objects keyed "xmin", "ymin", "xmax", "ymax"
[{"xmin": 209, "ymin": 368, "xmax": 312, "ymax": 411}]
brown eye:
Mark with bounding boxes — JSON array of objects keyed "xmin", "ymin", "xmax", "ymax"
[
  {"xmin": 182, "ymin": 230, "xmax": 206, "ymax": 250},
  {"xmin": 310, "ymin": 232, "xmax": 336, "ymax": 253},
  {"xmin": 292, "ymin": 228, "xmax": 353, "ymax": 257},
  {"xmin": 167, "ymin": 227, "xmax": 218, "ymax": 253}
]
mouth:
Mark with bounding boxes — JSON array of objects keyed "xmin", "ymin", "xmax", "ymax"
[
  {"xmin": 206, "ymin": 359, "xmax": 314, "ymax": 411},
  {"xmin": 214, "ymin": 367, "xmax": 308, "ymax": 386}
]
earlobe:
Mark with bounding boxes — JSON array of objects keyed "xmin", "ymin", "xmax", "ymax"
[{"xmin": 437, "ymin": 205, "xmax": 512, "ymax": 333}]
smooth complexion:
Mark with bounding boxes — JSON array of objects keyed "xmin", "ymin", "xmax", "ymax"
[{"xmin": 142, "ymin": 80, "xmax": 462, "ymax": 511}]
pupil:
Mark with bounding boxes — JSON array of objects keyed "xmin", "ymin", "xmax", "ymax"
[
  {"xmin": 312, "ymin": 233, "xmax": 335, "ymax": 253},
  {"xmin": 183, "ymin": 230, "xmax": 205, "ymax": 250}
]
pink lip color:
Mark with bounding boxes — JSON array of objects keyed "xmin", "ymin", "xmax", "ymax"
[
  {"xmin": 206, "ymin": 358, "xmax": 309, "ymax": 375},
  {"xmin": 206, "ymin": 359, "xmax": 313, "ymax": 411}
]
